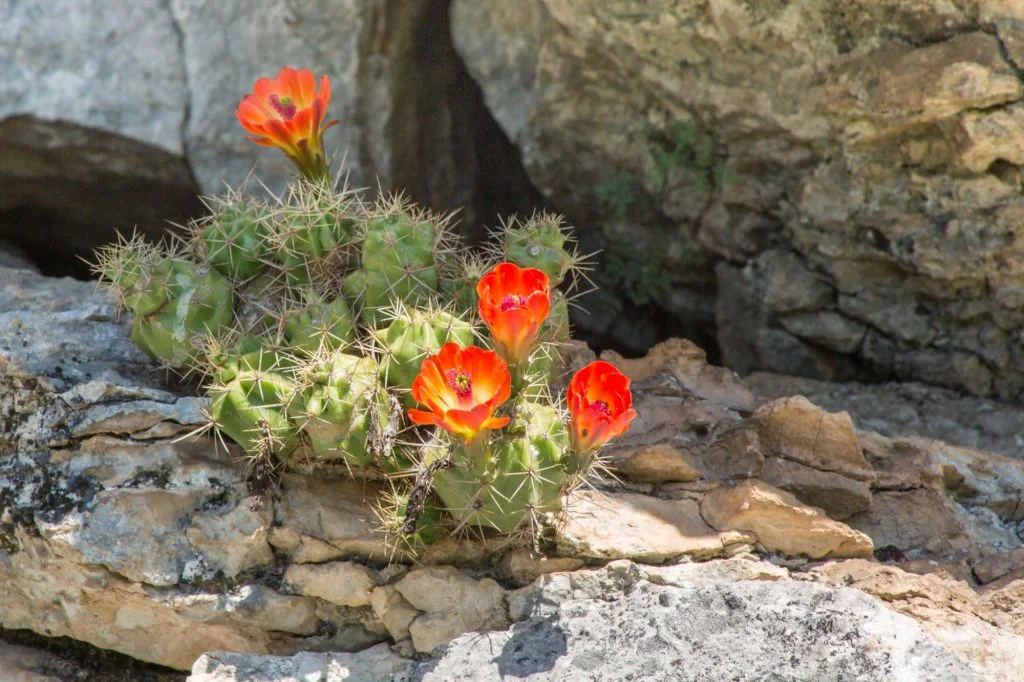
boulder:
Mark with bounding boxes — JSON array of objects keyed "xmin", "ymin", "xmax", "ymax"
[
  {"xmin": 6, "ymin": 266, "xmax": 1024, "ymax": 674},
  {"xmin": 451, "ymin": 0, "xmax": 1024, "ymax": 398},
  {"xmin": 1, "ymin": 0, "xmax": 538, "ymax": 276}
]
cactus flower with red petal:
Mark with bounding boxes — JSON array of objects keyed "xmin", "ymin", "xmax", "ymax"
[
  {"xmin": 236, "ymin": 67, "xmax": 338, "ymax": 181},
  {"xmin": 567, "ymin": 361, "xmax": 637, "ymax": 454},
  {"xmin": 408, "ymin": 343, "xmax": 512, "ymax": 443},
  {"xmin": 476, "ymin": 262, "xmax": 551, "ymax": 366}
]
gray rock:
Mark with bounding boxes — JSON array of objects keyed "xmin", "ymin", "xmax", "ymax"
[
  {"xmin": 189, "ymin": 644, "xmax": 409, "ymax": 682},
  {"xmin": 451, "ymin": 0, "xmax": 1024, "ymax": 398},
  {"xmin": 745, "ymin": 372, "xmax": 1024, "ymax": 458},
  {"xmin": 2, "ymin": 0, "xmax": 538, "ymax": 279},
  {"xmin": 400, "ymin": 579, "xmax": 985, "ymax": 682}
]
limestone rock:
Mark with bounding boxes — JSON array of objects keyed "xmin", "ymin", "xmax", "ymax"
[
  {"xmin": 452, "ymin": 0, "xmax": 1024, "ymax": 398},
  {"xmin": 751, "ymin": 396, "xmax": 874, "ymax": 482},
  {"xmin": 186, "ymin": 499, "xmax": 275, "ymax": 579},
  {"xmin": 558, "ymin": 490, "xmax": 754, "ymax": 563},
  {"xmin": 401, "ymin": 572, "xmax": 985, "ymax": 681},
  {"xmin": 188, "ymin": 644, "xmax": 409, "ymax": 682},
  {"xmin": 271, "ymin": 475, "xmax": 393, "ymax": 563},
  {"xmin": 2, "ymin": 0, "xmax": 536, "ymax": 277},
  {"xmin": 283, "ymin": 562, "xmax": 380, "ymax": 608},
  {"xmin": 610, "ymin": 443, "xmax": 702, "ymax": 483},
  {"xmin": 369, "ymin": 587, "xmax": 419, "ymax": 642},
  {"xmin": 601, "ymin": 338, "xmax": 757, "ymax": 411},
  {"xmin": 702, "ymin": 480, "xmax": 874, "ymax": 559},
  {"xmin": 498, "ymin": 550, "xmax": 586, "ymax": 588},
  {"xmin": 809, "ymin": 560, "xmax": 1024, "ymax": 682},
  {"xmin": 746, "ymin": 372, "xmax": 1024, "ymax": 458},
  {"xmin": 395, "ymin": 567, "xmax": 507, "ymax": 654},
  {"xmin": 760, "ymin": 456, "xmax": 872, "ymax": 520}
]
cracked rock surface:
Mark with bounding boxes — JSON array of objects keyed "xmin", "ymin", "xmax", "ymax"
[
  {"xmin": 452, "ymin": 0, "xmax": 1024, "ymax": 396},
  {"xmin": 5, "ymin": 267, "xmax": 1024, "ymax": 680}
]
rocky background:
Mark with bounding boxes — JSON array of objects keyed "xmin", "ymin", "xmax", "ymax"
[
  {"xmin": 7, "ymin": 1, "xmax": 1024, "ymax": 394},
  {"xmin": 6, "ymin": 0, "xmax": 1024, "ymax": 680},
  {"xmin": 4, "ymin": 257, "xmax": 1024, "ymax": 681}
]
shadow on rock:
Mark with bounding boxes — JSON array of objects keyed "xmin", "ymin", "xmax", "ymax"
[{"xmin": 495, "ymin": 617, "xmax": 567, "ymax": 677}]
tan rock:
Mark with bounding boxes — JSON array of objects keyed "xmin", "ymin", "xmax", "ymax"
[
  {"xmin": 186, "ymin": 496, "xmax": 274, "ymax": 578},
  {"xmin": 611, "ymin": 443, "xmax": 703, "ymax": 483},
  {"xmin": 643, "ymin": 555, "xmax": 790, "ymax": 586},
  {"xmin": 1, "ymin": 529, "xmax": 268, "ymax": 670},
  {"xmin": 761, "ymin": 456, "xmax": 872, "ymax": 520},
  {"xmin": 702, "ymin": 480, "xmax": 873, "ymax": 559},
  {"xmin": 856, "ymin": 432, "xmax": 944, "ymax": 492},
  {"xmin": 974, "ymin": 549, "xmax": 1024, "ymax": 585},
  {"xmin": 609, "ymin": 394, "xmax": 760, "ymax": 481},
  {"xmin": 959, "ymin": 105, "xmax": 1024, "ymax": 172},
  {"xmin": 601, "ymin": 338, "xmax": 757, "ymax": 411},
  {"xmin": 395, "ymin": 566, "xmax": 507, "ymax": 654},
  {"xmin": 558, "ymin": 489, "xmax": 754, "ymax": 562},
  {"xmin": 829, "ymin": 33, "xmax": 1023, "ymax": 132},
  {"xmin": 845, "ymin": 488, "xmax": 977, "ymax": 561},
  {"xmin": 40, "ymin": 488, "xmax": 200, "ymax": 587},
  {"xmin": 369, "ymin": 586, "xmax": 420, "ymax": 641},
  {"xmin": 283, "ymin": 561, "xmax": 380, "ymax": 607},
  {"xmin": 810, "ymin": 559, "xmax": 1024, "ymax": 682},
  {"xmin": 273, "ymin": 475, "xmax": 393, "ymax": 561},
  {"xmin": 753, "ymin": 396, "xmax": 874, "ymax": 482},
  {"xmin": 164, "ymin": 585, "xmax": 319, "ymax": 636},
  {"xmin": 501, "ymin": 549, "xmax": 585, "ymax": 587}
]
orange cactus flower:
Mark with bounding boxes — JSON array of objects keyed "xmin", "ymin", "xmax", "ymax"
[
  {"xmin": 476, "ymin": 262, "xmax": 551, "ymax": 365},
  {"xmin": 408, "ymin": 343, "xmax": 512, "ymax": 443},
  {"xmin": 567, "ymin": 361, "xmax": 637, "ymax": 454},
  {"xmin": 236, "ymin": 67, "xmax": 339, "ymax": 181}
]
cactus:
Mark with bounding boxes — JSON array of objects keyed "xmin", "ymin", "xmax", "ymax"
[
  {"xmin": 128, "ymin": 258, "xmax": 235, "ymax": 368},
  {"xmin": 344, "ymin": 202, "xmax": 444, "ymax": 326},
  {"xmin": 501, "ymin": 213, "xmax": 575, "ymax": 287},
  {"xmin": 283, "ymin": 296, "xmax": 356, "ymax": 356},
  {"xmin": 429, "ymin": 402, "xmax": 568, "ymax": 534},
  {"xmin": 94, "ymin": 134, "xmax": 634, "ymax": 553},
  {"xmin": 291, "ymin": 352, "xmax": 391, "ymax": 468},
  {"xmin": 439, "ymin": 252, "xmax": 493, "ymax": 318},
  {"xmin": 374, "ymin": 305, "xmax": 475, "ymax": 400},
  {"xmin": 269, "ymin": 181, "xmax": 358, "ymax": 287},
  {"xmin": 207, "ymin": 342, "xmax": 300, "ymax": 460},
  {"xmin": 199, "ymin": 197, "xmax": 271, "ymax": 281}
]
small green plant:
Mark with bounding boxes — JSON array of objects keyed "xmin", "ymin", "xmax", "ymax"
[
  {"xmin": 604, "ymin": 243, "xmax": 670, "ymax": 307},
  {"xmin": 595, "ymin": 118, "xmax": 735, "ymax": 220},
  {"xmin": 595, "ymin": 172, "xmax": 638, "ymax": 219}
]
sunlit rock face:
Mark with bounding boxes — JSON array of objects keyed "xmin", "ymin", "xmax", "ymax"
[
  {"xmin": 452, "ymin": 0, "xmax": 1024, "ymax": 398},
  {"xmin": 4, "ymin": 268, "xmax": 1024, "ymax": 678}
]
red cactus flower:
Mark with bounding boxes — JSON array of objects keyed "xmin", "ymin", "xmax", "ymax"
[
  {"xmin": 567, "ymin": 361, "xmax": 637, "ymax": 454},
  {"xmin": 408, "ymin": 343, "xmax": 512, "ymax": 443},
  {"xmin": 476, "ymin": 262, "xmax": 551, "ymax": 365},
  {"xmin": 236, "ymin": 67, "xmax": 338, "ymax": 181}
]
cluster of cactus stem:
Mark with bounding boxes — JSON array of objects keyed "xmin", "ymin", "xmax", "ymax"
[{"xmin": 94, "ymin": 177, "xmax": 593, "ymax": 551}]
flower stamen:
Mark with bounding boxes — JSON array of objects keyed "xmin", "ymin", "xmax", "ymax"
[
  {"xmin": 268, "ymin": 94, "xmax": 297, "ymax": 120},
  {"xmin": 446, "ymin": 368, "xmax": 473, "ymax": 399},
  {"xmin": 500, "ymin": 294, "xmax": 525, "ymax": 312}
]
